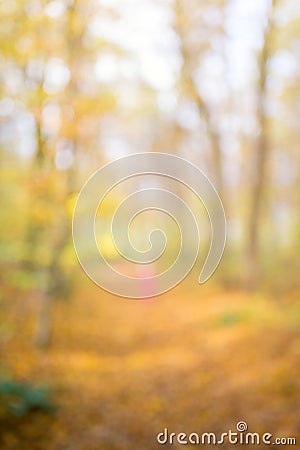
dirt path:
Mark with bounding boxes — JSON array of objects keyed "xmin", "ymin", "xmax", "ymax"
[{"xmin": 1, "ymin": 281, "xmax": 299, "ymax": 449}]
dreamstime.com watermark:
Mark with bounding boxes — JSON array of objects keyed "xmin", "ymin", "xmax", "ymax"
[
  {"xmin": 72, "ymin": 153, "xmax": 226, "ymax": 299},
  {"xmin": 156, "ymin": 421, "xmax": 296, "ymax": 446}
]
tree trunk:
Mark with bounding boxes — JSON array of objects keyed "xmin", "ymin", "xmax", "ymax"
[
  {"xmin": 174, "ymin": 0, "xmax": 225, "ymax": 203},
  {"xmin": 244, "ymin": 0, "xmax": 277, "ymax": 289},
  {"xmin": 245, "ymin": 126, "xmax": 268, "ymax": 289},
  {"xmin": 32, "ymin": 2, "xmax": 81, "ymax": 348},
  {"xmin": 34, "ymin": 291, "xmax": 52, "ymax": 348}
]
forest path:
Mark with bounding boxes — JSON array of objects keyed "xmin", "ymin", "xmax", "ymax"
[{"xmin": 1, "ymin": 282, "xmax": 299, "ymax": 449}]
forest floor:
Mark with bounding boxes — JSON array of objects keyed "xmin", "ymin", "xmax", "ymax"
[{"xmin": 1, "ymin": 276, "xmax": 300, "ymax": 449}]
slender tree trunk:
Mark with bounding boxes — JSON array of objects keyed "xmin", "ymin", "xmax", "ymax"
[
  {"xmin": 35, "ymin": 291, "xmax": 52, "ymax": 348},
  {"xmin": 34, "ymin": 218, "xmax": 70, "ymax": 348},
  {"xmin": 174, "ymin": 0, "xmax": 225, "ymax": 202},
  {"xmin": 30, "ymin": 117, "xmax": 55, "ymax": 347},
  {"xmin": 245, "ymin": 122, "xmax": 268, "ymax": 289},
  {"xmin": 245, "ymin": 0, "xmax": 277, "ymax": 289},
  {"xmin": 33, "ymin": 1, "xmax": 82, "ymax": 348}
]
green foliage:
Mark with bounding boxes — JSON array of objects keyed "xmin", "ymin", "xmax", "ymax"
[
  {"xmin": 0, "ymin": 381, "xmax": 56, "ymax": 417},
  {"xmin": 5, "ymin": 268, "xmax": 37, "ymax": 291},
  {"xmin": 217, "ymin": 311, "xmax": 245, "ymax": 327}
]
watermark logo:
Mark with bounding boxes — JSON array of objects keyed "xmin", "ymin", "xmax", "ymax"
[
  {"xmin": 236, "ymin": 421, "xmax": 248, "ymax": 432},
  {"xmin": 72, "ymin": 152, "xmax": 226, "ymax": 298},
  {"xmin": 156, "ymin": 421, "xmax": 296, "ymax": 446}
]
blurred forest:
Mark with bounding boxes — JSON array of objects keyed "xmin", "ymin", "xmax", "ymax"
[{"xmin": 0, "ymin": 0, "xmax": 300, "ymax": 449}]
